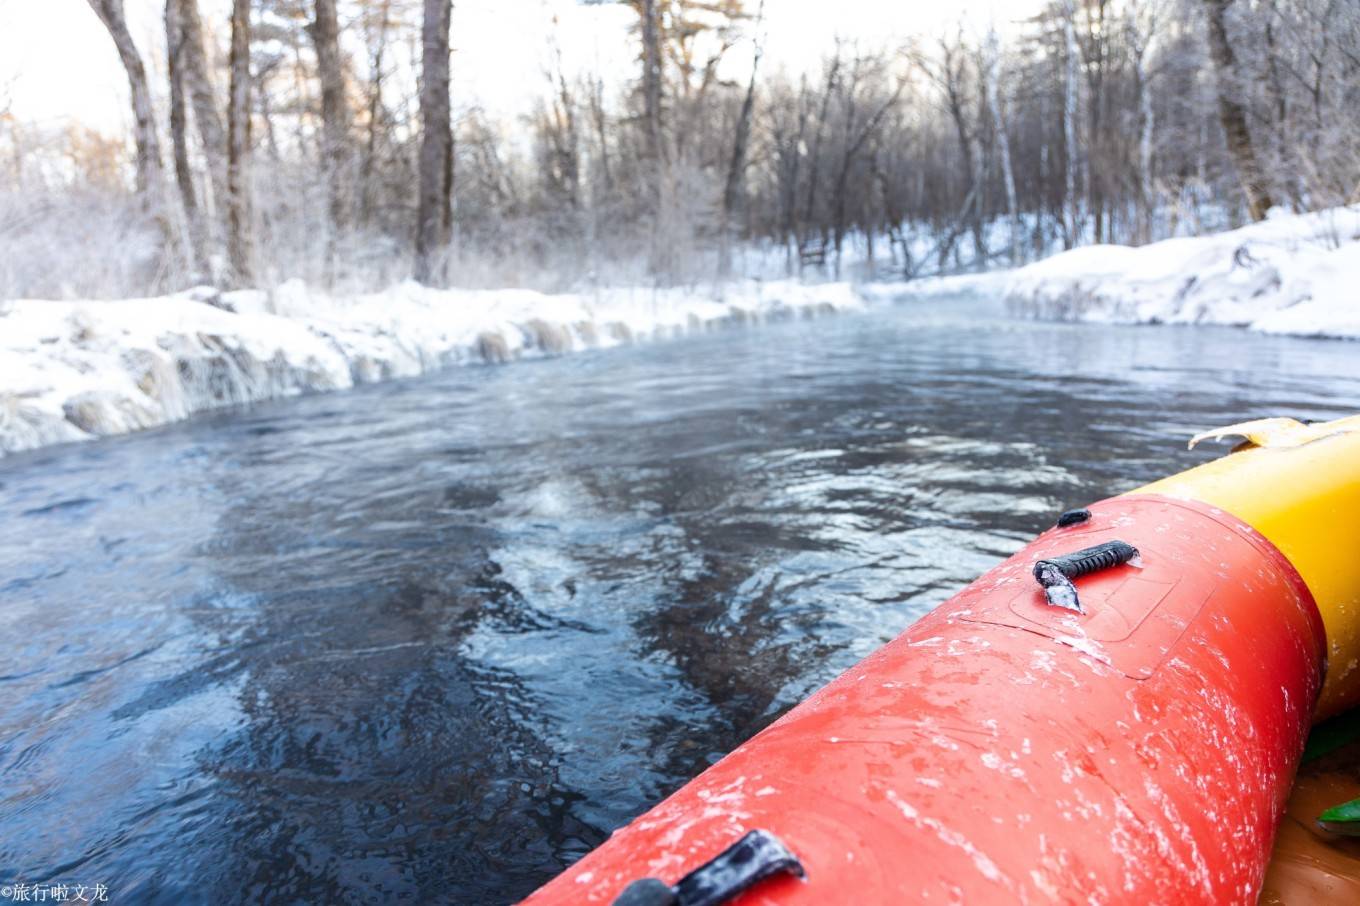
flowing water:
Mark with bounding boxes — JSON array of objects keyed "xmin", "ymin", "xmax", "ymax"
[{"xmin": 3, "ymin": 296, "xmax": 1359, "ymax": 903}]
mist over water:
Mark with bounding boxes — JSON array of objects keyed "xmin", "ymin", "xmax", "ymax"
[{"xmin": 2, "ymin": 296, "xmax": 1358, "ymax": 903}]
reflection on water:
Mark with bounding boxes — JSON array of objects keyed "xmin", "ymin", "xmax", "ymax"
[{"xmin": 2, "ymin": 298, "xmax": 1358, "ymax": 903}]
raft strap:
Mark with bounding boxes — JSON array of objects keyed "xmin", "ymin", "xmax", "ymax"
[
  {"xmin": 612, "ymin": 829, "xmax": 805, "ymax": 906},
  {"xmin": 1033, "ymin": 540, "xmax": 1140, "ymax": 614}
]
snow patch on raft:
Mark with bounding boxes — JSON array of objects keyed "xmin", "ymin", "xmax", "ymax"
[
  {"xmin": 0, "ymin": 279, "xmax": 864, "ymax": 457},
  {"xmin": 1004, "ymin": 205, "xmax": 1360, "ymax": 339},
  {"xmin": 885, "ymin": 789, "xmax": 1009, "ymax": 887}
]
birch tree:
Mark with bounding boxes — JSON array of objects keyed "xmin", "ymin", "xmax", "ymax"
[
  {"xmin": 1126, "ymin": 0, "xmax": 1162, "ymax": 244},
  {"xmin": 983, "ymin": 27, "xmax": 1019, "ymax": 264},
  {"xmin": 1061, "ymin": 0, "xmax": 1083, "ymax": 248}
]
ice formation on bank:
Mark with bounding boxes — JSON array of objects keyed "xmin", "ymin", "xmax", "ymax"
[
  {"xmin": 1004, "ymin": 206, "xmax": 1360, "ymax": 339},
  {"xmin": 0, "ymin": 279, "xmax": 863, "ymax": 457}
]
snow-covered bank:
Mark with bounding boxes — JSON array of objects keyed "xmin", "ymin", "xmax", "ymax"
[
  {"xmin": 0, "ymin": 279, "xmax": 865, "ymax": 457},
  {"xmin": 1005, "ymin": 207, "xmax": 1360, "ymax": 339}
]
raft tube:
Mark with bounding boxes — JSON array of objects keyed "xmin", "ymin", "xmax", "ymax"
[{"xmin": 525, "ymin": 416, "xmax": 1360, "ymax": 905}]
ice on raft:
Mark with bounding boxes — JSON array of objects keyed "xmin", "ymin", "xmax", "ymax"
[
  {"xmin": 0, "ymin": 279, "xmax": 864, "ymax": 457},
  {"xmin": 1004, "ymin": 205, "xmax": 1360, "ymax": 339}
]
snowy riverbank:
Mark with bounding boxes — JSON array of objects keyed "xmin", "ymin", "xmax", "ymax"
[
  {"xmin": 1005, "ymin": 206, "xmax": 1360, "ymax": 339},
  {"xmin": 0, "ymin": 279, "xmax": 869, "ymax": 457},
  {"xmin": 7, "ymin": 205, "xmax": 1358, "ymax": 459}
]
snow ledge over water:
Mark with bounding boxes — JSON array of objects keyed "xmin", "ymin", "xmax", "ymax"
[
  {"xmin": 1004, "ymin": 206, "xmax": 1360, "ymax": 340},
  {"xmin": 0, "ymin": 279, "xmax": 870, "ymax": 457}
]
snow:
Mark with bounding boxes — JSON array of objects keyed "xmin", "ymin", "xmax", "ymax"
[
  {"xmin": 1004, "ymin": 206, "xmax": 1360, "ymax": 339},
  {"xmin": 7, "ymin": 206, "xmax": 1358, "ymax": 459},
  {"xmin": 0, "ymin": 279, "xmax": 866, "ymax": 457}
]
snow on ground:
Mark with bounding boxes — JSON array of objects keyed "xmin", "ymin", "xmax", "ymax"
[
  {"xmin": 1005, "ymin": 206, "xmax": 1360, "ymax": 339},
  {"xmin": 7, "ymin": 206, "xmax": 1357, "ymax": 459},
  {"xmin": 0, "ymin": 279, "xmax": 866, "ymax": 457}
]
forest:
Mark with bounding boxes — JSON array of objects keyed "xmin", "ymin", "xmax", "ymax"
[
  {"xmin": 3, "ymin": 0, "xmax": 1358, "ymax": 299},
  {"xmin": 7, "ymin": 5, "xmax": 1360, "ymax": 902}
]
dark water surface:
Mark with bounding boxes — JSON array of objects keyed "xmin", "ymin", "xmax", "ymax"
[{"xmin": 3, "ymin": 297, "xmax": 1359, "ymax": 903}]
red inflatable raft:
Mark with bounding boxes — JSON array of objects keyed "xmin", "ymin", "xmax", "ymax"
[{"xmin": 525, "ymin": 416, "xmax": 1360, "ymax": 905}]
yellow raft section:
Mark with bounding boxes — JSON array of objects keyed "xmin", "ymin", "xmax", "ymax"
[{"xmin": 1131, "ymin": 415, "xmax": 1360, "ymax": 719}]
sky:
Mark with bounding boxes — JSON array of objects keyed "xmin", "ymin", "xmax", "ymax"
[{"xmin": 0, "ymin": 0, "xmax": 1039, "ymax": 136}]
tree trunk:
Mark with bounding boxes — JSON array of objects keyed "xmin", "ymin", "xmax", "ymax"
[
  {"xmin": 227, "ymin": 0, "xmax": 254, "ymax": 285},
  {"xmin": 1263, "ymin": 3, "xmax": 1302, "ymax": 210},
  {"xmin": 85, "ymin": 0, "xmax": 163, "ymax": 201},
  {"xmin": 166, "ymin": 0, "xmax": 209, "ymax": 276},
  {"xmin": 1085, "ymin": 0, "xmax": 1108, "ymax": 243},
  {"xmin": 1062, "ymin": 0, "xmax": 1083, "ymax": 248},
  {"xmin": 414, "ymin": 0, "xmax": 453, "ymax": 285},
  {"xmin": 719, "ymin": 1, "xmax": 763, "ymax": 278},
  {"xmin": 310, "ymin": 0, "xmax": 352, "ymax": 278},
  {"xmin": 984, "ymin": 32, "xmax": 1020, "ymax": 265},
  {"xmin": 173, "ymin": 0, "xmax": 226, "ymax": 212},
  {"xmin": 640, "ymin": 0, "xmax": 667, "ymax": 277},
  {"xmin": 360, "ymin": 0, "xmax": 393, "ymax": 224},
  {"xmin": 780, "ymin": 78, "xmax": 810, "ymax": 274},
  {"xmin": 641, "ymin": 0, "xmax": 663, "ymax": 169},
  {"xmin": 1136, "ymin": 67, "xmax": 1155, "ymax": 243},
  {"xmin": 1201, "ymin": 0, "xmax": 1274, "ymax": 221},
  {"xmin": 832, "ymin": 75, "xmax": 860, "ymax": 279},
  {"xmin": 546, "ymin": 26, "xmax": 581, "ymax": 210},
  {"xmin": 1128, "ymin": 2, "xmax": 1157, "ymax": 245},
  {"xmin": 802, "ymin": 53, "xmax": 841, "ymax": 268},
  {"xmin": 937, "ymin": 38, "xmax": 984, "ymax": 267},
  {"xmin": 590, "ymin": 75, "xmax": 613, "ymax": 194}
]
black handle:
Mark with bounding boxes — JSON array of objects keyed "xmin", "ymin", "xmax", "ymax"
[
  {"xmin": 613, "ymin": 830, "xmax": 805, "ymax": 906},
  {"xmin": 1036, "ymin": 540, "xmax": 1139, "ymax": 581},
  {"xmin": 1033, "ymin": 540, "xmax": 1140, "ymax": 613}
]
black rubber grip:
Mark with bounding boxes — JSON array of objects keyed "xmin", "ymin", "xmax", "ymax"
[
  {"xmin": 1034, "ymin": 540, "xmax": 1139, "ymax": 583},
  {"xmin": 614, "ymin": 830, "xmax": 805, "ymax": 906}
]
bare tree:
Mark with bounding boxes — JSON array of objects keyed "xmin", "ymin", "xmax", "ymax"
[
  {"xmin": 25, "ymin": 0, "xmax": 1360, "ymax": 300},
  {"xmin": 165, "ymin": 0, "xmax": 207, "ymax": 274},
  {"xmin": 719, "ymin": 0, "xmax": 764, "ymax": 277},
  {"xmin": 414, "ymin": 0, "xmax": 453, "ymax": 285},
  {"xmin": 227, "ymin": 0, "xmax": 254, "ymax": 283},
  {"xmin": 587, "ymin": 72, "xmax": 614, "ymax": 195},
  {"xmin": 1201, "ymin": 0, "xmax": 1274, "ymax": 220},
  {"xmin": 831, "ymin": 56, "xmax": 907, "ymax": 276},
  {"xmin": 85, "ymin": 0, "xmax": 164, "ymax": 202},
  {"xmin": 640, "ymin": 0, "xmax": 664, "ymax": 169},
  {"xmin": 919, "ymin": 31, "xmax": 985, "ymax": 265},
  {"xmin": 358, "ymin": 0, "xmax": 397, "ymax": 225},
  {"xmin": 983, "ymin": 27, "xmax": 1019, "ymax": 264},
  {"xmin": 1061, "ymin": 0, "xmax": 1083, "ymax": 248},
  {"xmin": 1126, "ymin": 0, "xmax": 1161, "ymax": 244},
  {"xmin": 174, "ymin": 0, "xmax": 226, "ymax": 209},
  {"xmin": 539, "ymin": 17, "xmax": 582, "ymax": 210},
  {"xmin": 310, "ymin": 0, "xmax": 353, "ymax": 276},
  {"xmin": 800, "ymin": 49, "xmax": 842, "ymax": 267},
  {"xmin": 638, "ymin": 0, "xmax": 667, "ymax": 276}
]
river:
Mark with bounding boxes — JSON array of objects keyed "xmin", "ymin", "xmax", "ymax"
[{"xmin": 2, "ymin": 296, "xmax": 1358, "ymax": 903}]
